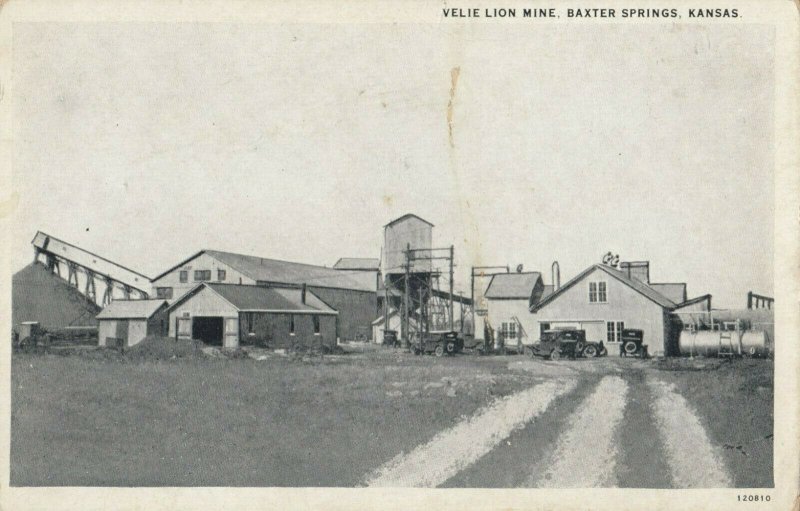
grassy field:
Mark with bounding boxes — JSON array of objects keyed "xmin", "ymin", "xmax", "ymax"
[
  {"xmin": 10, "ymin": 344, "xmax": 773, "ymax": 488},
  {"xmin": 11, "ymin": 346, "xmax": 538, "ymax": 486}
]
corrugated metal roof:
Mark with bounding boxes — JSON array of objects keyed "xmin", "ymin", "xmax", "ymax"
[
  {"xmin": 650, "ymin": 283, "xmax": 687, "ymax": 304},
  {"xmin": 204, "ymin": 250, "xmax": 376, "ymax": 292},
  {"xmin": 97, "ymin": 299, "xmax": 167, "ymax": 320},
  {"xmin": 207, "ymin": 283, "xmax": 337, "ymax": 314},
  {"xmin": 484, "ymin": 272, "xmax": 542, "ymax": 299},
  {"xmin": 333, "ymin": 258, "xmax": 380, "ymax": 270}
]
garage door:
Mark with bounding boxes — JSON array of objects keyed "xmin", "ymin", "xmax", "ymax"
[{"xmin": 192, "ymin": 316, "xmax": 224, "ymax": 346}]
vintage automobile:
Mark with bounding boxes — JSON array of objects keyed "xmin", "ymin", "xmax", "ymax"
[
  {"xmin": 382, "ymin": 329, "xmax": 399, "ymax": 348},
  {"xmin": 411, "ymin": 330, "xmax": 464, "ymax": 357},
  {"xmin": 528, "ymin": 328, "xmax": 608, "ymax": 360},
  {"xmin": 619, "ymin": 328, "xmax": 648, "ymax": 358}
]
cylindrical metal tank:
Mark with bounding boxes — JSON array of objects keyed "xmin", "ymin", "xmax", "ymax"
[
  {"xmin": 741, "ymin": 330, "xmax": 770, "ymax": 357},
  {"xmin": 678, "ymin": 330, "xmax": 769, "ymax": 357}
]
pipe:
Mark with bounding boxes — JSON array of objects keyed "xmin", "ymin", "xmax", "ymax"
[{"xmin": 551, "ymin": 261, "xmax": 561, "ymax": 290}]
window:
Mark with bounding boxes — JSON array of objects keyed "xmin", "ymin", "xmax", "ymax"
[
  {"xmin": 156, "ymin": 287, "xmax": 173, "ymax": 299},
  {"xmin": 500, "ymin": 322, "xmax": 517, "ymax": 340},
  {"xmin": 217, "ymin": 269, "xmax": 226, "ymax": 281},
  {"xmin": 194, "ymin": 270, "xmax": 211, "ymax": 281},
  {"xmin": 179, "ymin": 271, "xmax": 188, "ymax": 283},
  {"xmin": 540, "ymin": 322, "xmax": 551, "ymax": 336},
  {"xmin": 606, "ymin": 321, "xmax": 625, "ymax": 343},
  {"xmin": 313, "ymin": 315, "xmax": 320, "ymax": 335},
  {"xmin": 289, "ymin": 314, "xmax": 295, "ymax": 335},
  {"xmin": 589, "ymin": 281, "xmax": 607, "ymax": 303}
]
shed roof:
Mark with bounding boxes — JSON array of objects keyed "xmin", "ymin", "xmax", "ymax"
[
  {"xmin": 531, "ymin": 264, "xmax": 678, "ymax": 312},
  {"xmin": 168, "ymin": 283, "xmax": 337, "ymax": 315},
  {"xmin": 97, "ymin": 299, "xmax": 167, "ymax": 320},
  {"xmin": 333, "ymin": 257, "xmax": 380, "ymax": 271},
  {"xmin": 650, "ymin": 283, "xmax": 687, "ymax": 304},
  {"xmin": 484, "ymin": 272, "xmax": 542, "ymax": 299},
  {"xmin": 152, "ymin": 250, "xmax": 375, "ymax": 292},
  {"xmin": 207, "ymin": 283, "xmax": 336, "ymax": 314},
  {"xmin": 384, "ymin": 213, "xmax": 434, "ymax": 228}
]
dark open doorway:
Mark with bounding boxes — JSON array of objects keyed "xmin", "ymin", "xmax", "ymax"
[{"xmin": 192, "ymin": 317, "xmax": 224, "ymax": 346}]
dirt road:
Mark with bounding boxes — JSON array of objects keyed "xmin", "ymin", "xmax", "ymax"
[{"xmin": 367, "ymin": 358, "xmax": 751, "ymax": 488}]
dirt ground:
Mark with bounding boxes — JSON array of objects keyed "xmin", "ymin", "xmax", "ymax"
[{"xmin": 10, "ymin": 344, "xmax": 773, "ymax": 488}]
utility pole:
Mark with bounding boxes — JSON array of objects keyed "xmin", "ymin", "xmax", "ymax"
[
  {"xmin": 383, "ymin": 273, "xmax": 389, "ymax": 346},
  {"xmin": 403, "ymin": 243, "xmax": 411, "ymax": 349},
  {"xmin": 448, "ymin": 245, "xmax": 454, "ymax": 331}
]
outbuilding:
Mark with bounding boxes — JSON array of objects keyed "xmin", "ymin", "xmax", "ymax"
[
  {"xmin": 166, "ymin": 283, "xmax": 338, "ymax": 349},
  {"xmin": 96, "ymin": 299, "xmax": 169, "ymax": 348},
  {"xmin": 483, "ymin": 271, "xmax": 552, "ymax": 348},
  {"xmin": 371, "ymin": 308, "xmax": 418, "ymax": 344}
]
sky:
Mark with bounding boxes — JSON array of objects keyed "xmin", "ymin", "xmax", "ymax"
[{"xmin": 12, "ymin": 22, "xmax": 774, "ymax": 308}]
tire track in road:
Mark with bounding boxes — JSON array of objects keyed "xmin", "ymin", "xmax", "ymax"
[
  {"xmin": 648, "ymin": 378, "xmax": 733, "ymax": 488},
  {"xmin": 530, "ymin": 375, "xmax": 628, "ymax": 488},
  {"xmin": 364, "ymin": 379, "xmax": 577, "ymax": 488},
  {"xmin": 441, "ymin": 374, "xmax": 599, "ymax": 488},
  {"xmin": 615, "ymin": 371, "xmax": 674, "ymax": 488}
]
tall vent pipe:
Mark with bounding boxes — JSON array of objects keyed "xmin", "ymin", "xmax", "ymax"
[{"xmin": 551, "ymin": 261, "xmax": 561, "ymax": 290}]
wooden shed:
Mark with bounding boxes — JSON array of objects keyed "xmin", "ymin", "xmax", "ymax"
[
  {"xmin": 96, "ymin": 299, "xmax": 169, "ymax": 348},
  {"xmin": 166, "ymin": 283, "xmax": 338, "ymax": 349}
]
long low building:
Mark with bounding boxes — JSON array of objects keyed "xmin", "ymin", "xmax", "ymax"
[
  {"xmin": 151, "ymin": 249, "xmax": 376, "ymax": 341},
  {"xmin": 167, "ymin": 283, "xmax": 338, "ymax": 349}
]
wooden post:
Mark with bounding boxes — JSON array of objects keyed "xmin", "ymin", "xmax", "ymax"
[
  {"xmin": 402, "ymin": 243, "xmax": 411, "ymax": 349},
  {"xmin": 448, "ymin": 245, "xmax": 454, "ymax": 331}
]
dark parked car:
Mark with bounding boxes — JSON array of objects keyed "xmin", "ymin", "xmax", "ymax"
[
  {"xmin": 619, "ymin": 328, "xmax": 648, "ymax": 358},
  {"xmin": 412, "ymin": 330, "xmax": 464, "ymax": 357},
  {"xmin": 528, "ymin": 328, "xmax": 607, "ymax": 360},
  {"xmin": 382, "ymin": 329, "xmax": 399, "ymax": 347}
]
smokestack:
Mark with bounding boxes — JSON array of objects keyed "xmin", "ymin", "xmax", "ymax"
[
  {"xmin": 301, "ymin": 283, "xmax": 307, "ymax": 304},
  {"xmin": 620, "ymin": 261, "xmax": 649, "ymax": 284},
  {"xmin": 551, "ymin": 261, "xmax": 561, "ymax": 290}
]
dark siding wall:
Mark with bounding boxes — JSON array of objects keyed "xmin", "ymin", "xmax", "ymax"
[
  {"xmin": 244, "ymin": 312, "xmax": 336, "ymax": 349},
  {"xmin": 308, "ymin": 287, "xmax": 376, "ymax": 340},
  {"xmin": 146, "ymin": 307, "xmax": 170, "ymax": 336}
]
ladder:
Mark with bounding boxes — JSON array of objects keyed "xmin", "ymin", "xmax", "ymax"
[{"xmin": 719, "ymin": 320, "xmax": 741, "ymax": 357}]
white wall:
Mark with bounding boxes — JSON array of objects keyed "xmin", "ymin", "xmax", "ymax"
[
  {"xmin": 152, "ymin": 252, "xmax": 255, "ymax": 303},
  {"xmin": 535, "ymin": 267, "xmax": 668, "ymax": 355},
  {"xmin": 98, "ymin": 321, "xmax": 116, "ymax": 347},
  {"xmin": 486, "ymin": 298, "xmax": 537, "ymax": 346},
  {"xmin": 127, "ymin": 320, "xmax": 148, "ymax": 347},
  {"xmin": 167, "ymin": 285, "xmax": 239, "ymax": 343},
  {"xmin": 372, "ymin": 313, "xmax": 402, "ymax": 344}
]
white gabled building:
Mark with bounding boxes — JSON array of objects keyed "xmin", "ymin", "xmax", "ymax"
[{"xmin": 483, "ymin": 272, "xmax": 553, "ymax": 348}]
